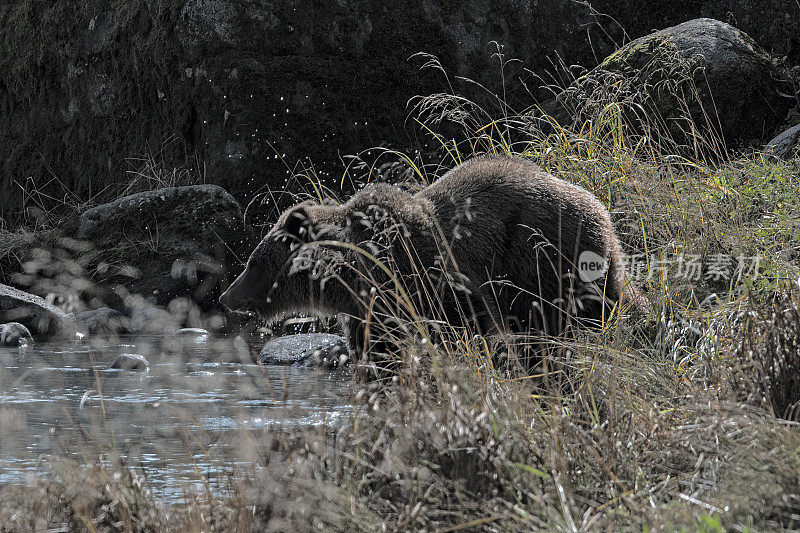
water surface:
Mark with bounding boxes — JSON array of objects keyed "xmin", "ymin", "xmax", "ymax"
[{"xmin": 0, "ymin": 334, "xmax": 352, "ymax": 501}]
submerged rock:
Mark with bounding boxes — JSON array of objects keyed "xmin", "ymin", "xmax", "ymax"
[
  {"xmin": 258, "ymin": 333, "xmax": 348, "ymax": 367},
  {"xmin": 110, "ymin": 353, "xmax": 150, "ymax": 371},
  {"xmin": 0, "ymin": 284, "xmax": 77, "ymax": 340},
  {"xmin": 0, "ymin": 322, "xmax": 33, "ymax": 346}
]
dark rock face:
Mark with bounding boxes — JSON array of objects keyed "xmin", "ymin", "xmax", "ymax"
[
  {"xmin": 0, "ymin": 0, "xmax": 615, "ymax": 220},
  {"xmin": 0, "ymin": 322, "xmax": 33, "ymax": 346},
  {"xmin": 258, "ymin": 333, "xmax": 347, "ymax": 367},
  {"xmin": 0, "ymin": 284, "xmax": 77, "ymax": 339},
  {"xmin": 77, "ymin": 185, "xmax": 249, "ymax": 308},
  {"xmin": 110, "ymin": 353, "xmax": 150, "ymax": 371},
  {"xmin": 764, "ymin": 124, "xmax": 800, "ymax": 161},
  {"xmin": 556, "ymin": 19, "xmax": 792, "ymax": 152},
  {"xmin": 3, "ymin": 2, "xmax": 797, "ymax": 222}
]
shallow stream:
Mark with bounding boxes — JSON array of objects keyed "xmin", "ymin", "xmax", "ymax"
[{"xmin": 0, "ymin": 334, "xmax": 352, "ymax": 502}]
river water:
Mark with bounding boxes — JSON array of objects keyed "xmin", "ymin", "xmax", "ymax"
[{"xmin": 0, "ymin": 334, "xmax": 353, "ymax": 502}]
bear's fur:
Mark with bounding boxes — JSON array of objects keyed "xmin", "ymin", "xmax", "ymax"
[{"xmin": 220, "ymin": 156, "xmax": 648, "ymax": 368}]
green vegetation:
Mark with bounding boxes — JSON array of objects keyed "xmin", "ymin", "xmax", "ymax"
[{"xmin": 2, "ymin": 62, "xmax": 800, "ymax": 532}]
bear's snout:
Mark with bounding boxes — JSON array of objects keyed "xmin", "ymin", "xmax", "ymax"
[
  {"xmin": 219, "ymin": 263, "xmax": 265, "ymax": 311},
  {"xmin": 218, "ymin": 287, "xmax": 235, "ymax": 309},
  {"xmin": 219, "ymin": 276, "xmax": 249, "ymax": 310}
]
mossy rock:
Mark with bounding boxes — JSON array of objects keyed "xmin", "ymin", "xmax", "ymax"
[
  {"xmin": 557, "ymin": 18, "xmax": 793, "ymax": 152},
  {"xmin": 590, "ymin": 0, "xmax": 800, "ymax": 63},
  {"xmin": 77, "ymin": 184, "xmax": 253, "ymax": 309}
]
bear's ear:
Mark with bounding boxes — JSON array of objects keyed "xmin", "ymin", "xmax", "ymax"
[{"xmin": 283, "ymin": 206, "xmax": 313, "ymax": 243}]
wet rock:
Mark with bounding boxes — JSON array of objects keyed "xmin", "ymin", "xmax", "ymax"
[
  {"xmin": 763, "ymin": 123, "xmax": 800, "ymax": 161},
  {"xmin": 0, "ymin": 284, "xmax": 77, "ymax": 339},
  {"xmin": 258, "ymin": 333, "xmax": 347, "ymax": 367},
  {"xmin": 166, "ymin": 327, "xmax": 212, "ymax": 359},
  {"xmin": 110, "ymin": 353, "xmax": 150, "ymax": 371},
  {"xmin": 554, "ymin": 18, "xmax": 793, "ymax": 150},
  {"xmin": 128, "ymin": 308, "xmax": 181, "ymax": 334},
  {"xmin": 0, "ymin": 322, "xmax": 33, "ymax": 346},
  {"xmin": 175, "ymin": 327, "xmax": 210, "ymax": 338},
  {"xmin": 77, "ymin": 185, "xmax": 250, "ymax": 309},
  {"xmin": 173, "ymin": 328, "xmax": 210, "ymax": 348},
  {"xmin": 72, "ymin": 307, "xmax": 129, "ymax": 336}
]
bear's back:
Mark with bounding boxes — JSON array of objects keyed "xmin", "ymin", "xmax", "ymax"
[
  {"xmin": 419, "ymin": 155, "xmax": 609, "ymax": 229},
  {"xmin": 415, "ymin": 155, "xmax": 626, "ymax": 332}
]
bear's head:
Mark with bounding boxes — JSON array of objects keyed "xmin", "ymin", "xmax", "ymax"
[{"xmin": 219, "ymin": 200, "xmax": 349, "ymax": 322}]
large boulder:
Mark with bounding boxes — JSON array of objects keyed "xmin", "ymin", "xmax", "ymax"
[
  {"xmin": 554, "ymin": 19, "xmax": 793, "ymax": 152},
  {"xmin": 0, "ymin": 284, "xmax": 77, "ymax": 339},
  {"xmin": 0, "ymin": 0, "xmax": 620, "ymax": 220},
  {"xmin": 77, "ymin": 184, "xmax": 250, "ymax": 308},
  {"xmin": 590, "ymin": 0, "xmax": 800, "ymax": 62}
]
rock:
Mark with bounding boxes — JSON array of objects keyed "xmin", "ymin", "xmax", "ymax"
[
  {"xmin": 0, "ymin": 322, "xmax": 33, "ymax": 346},
  {"xmin": 258, "ymin": 333, "xmax": 347, "ymax": 367},
  {"xmin": 77, "ymin": 185, "xmax": 249, "ymax": 309},
  {"xmin": 174, "ymin": 328, "xmax": 210, "ymax": 345},
  {"xmin": 555, "ymin": 19, "xmax": 793, "ymax": 151},
  {"xmin": 763, "ymin": 123, "xmax": 800, "ymax": 161},
  {"xmin": 128, "ymin": 308, "xmax": 181, "ymax": 334},
  {"xmin": 110, "ymin": 353, "xmax": 150, "ymax": 371},
  {"xmin": 0, "ymin": 284, "xmax": 77, "ymax": 339},
  {"xmin": 71, "ymin": 307, "xmax": 129, "ymax": 336},
  {"xmin": 175, "ymin": 327, "xmax": 209, "ymax": 338},
  {"xmin": 166, "ymin": 327, "xmax": 211, "ymax": 358},
  {"xmin": 590, "ymin": 0, "xmax": 800, "ymax": 63}
]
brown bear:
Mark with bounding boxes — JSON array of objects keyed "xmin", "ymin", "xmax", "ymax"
[{"xmin": 220, "ymin": 155, "xmax": 648, "ymax": 370}]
